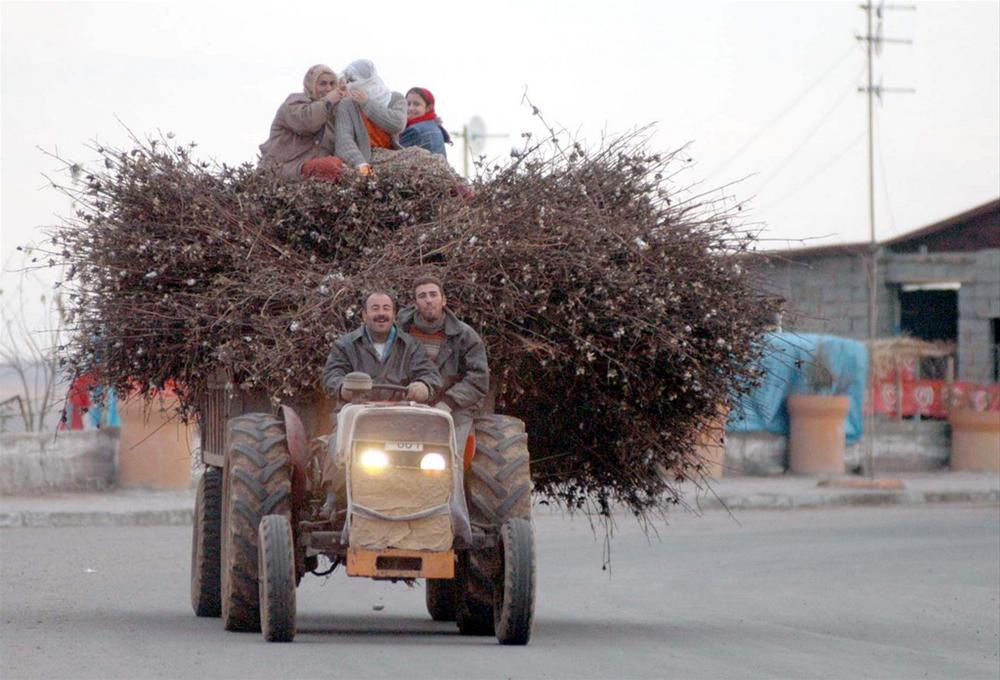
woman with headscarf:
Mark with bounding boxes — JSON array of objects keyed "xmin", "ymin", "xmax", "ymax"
[
  {"xmin": 258, "ymin": 64, "xmax": 346, "ymax": 182},
  {"xmin": 400, "ymin": 87, "xmax": 451, "ymax": 157},
  {"xmin": 333, "ymin": 59, "xmax": 408, "ymax": 174}
]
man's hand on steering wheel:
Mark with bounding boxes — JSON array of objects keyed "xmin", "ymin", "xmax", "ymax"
[{"xmin": 406, "ymin": 381, "xmax": 430, "ymax": 403}]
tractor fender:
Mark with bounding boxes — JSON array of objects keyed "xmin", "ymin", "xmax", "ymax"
[{"xmin": 280, "ymin": 404, "xmax": 309, "ymax": 517}]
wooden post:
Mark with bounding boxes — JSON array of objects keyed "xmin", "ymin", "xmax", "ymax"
[
  {"xmin": 894, "ymin": 355, "xmax": 903, "ymax": 421},
  {"xmin": 945, "ymin": 356, "xmax": 955, "ymax": 415}
]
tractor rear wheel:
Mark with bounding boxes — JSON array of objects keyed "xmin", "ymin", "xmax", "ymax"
[
  {"xmin": 493, "ymin": 518, "xmax": 536, "ymax": 645},
  {"xmin": 221, "ymin": 413, "xmax": 292, "ymax": 633},
  {"xmin": 456, "ymin": 549, "xmax": 497, "ymax": 635},
  {"xmin": 467, "ymin": 415, "xmax": 532, "ymax": 525},
  {"xmin": 258, "ymin": 514, "xmax": 297, "ymax": 642},
  {"xmin": 425, "ymin": 577, "xmax": 457, "ymax": 622},
  {"xmin": 190, "ymin": 466, "xmax": 222, "ymax": 617},
  {"xmin": 457, "ymin": 415, "xmax": 532, "ymax": 636}
]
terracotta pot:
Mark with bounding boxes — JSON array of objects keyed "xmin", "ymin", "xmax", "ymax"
[
  {"xmin": 787, "ymin": 394, "xmax": 850, "ymax": 475},
  {"xmin": 117, "ymin": 396, "xmax": 195, "ymax": 489},
  {"xmin": 696, "ymin": 404, "xmax": 730, "ymax": 479},
  {"xmin": 949, "ymin": 409, "xmax": 1000, "ymax": 472}
]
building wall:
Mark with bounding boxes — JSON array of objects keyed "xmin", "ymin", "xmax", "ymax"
[
  {"xmin": 724, "ymin": 420, "xmax": 950, "ymax": 475},
  {"xmin": 758, "ymin": 248, "xmax": 999, "ymax": 382},
  {"xmin": 883, "ymin": 248, "xmax": 999, "ymax": 382},
  {"xmin": 0, "ymin": 429, "xmax": 118, "ymax": 493},
  {"xmin": 756, "ymin": 252, "xmax": 894, "ymax": 338},
  {"xmin": 959, "ymin": 249, "xmax": 1000, "ymax": 382}
]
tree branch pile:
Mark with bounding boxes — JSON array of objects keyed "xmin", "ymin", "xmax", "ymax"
[{"xmin": 47, "ymin": 126, "xmax": 781, "ymax": 518}]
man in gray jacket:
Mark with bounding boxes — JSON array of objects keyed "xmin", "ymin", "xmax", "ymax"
[
  {"xmin": 396, "ymin": 275, "xmax": 490, "ymax": 458},
  {"xmin": 322, "ymin": 290, "xmax": 441, "ymax": 402},
  {"xmin": 320, "ymin": 291, "xmax": 442, "ymax": 514}
]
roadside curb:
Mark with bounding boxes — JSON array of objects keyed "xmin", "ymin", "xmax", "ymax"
[
  {"xmin": 1, "ymin": 486, "xmax": 997, "ymax": 528},
  {"xmin": 0, "ymin": 509, "xmax": 193, "ymax": 529},
  {"xmin": 687, "ymin": 489, "xmax": 1000, "ymax": 512}
]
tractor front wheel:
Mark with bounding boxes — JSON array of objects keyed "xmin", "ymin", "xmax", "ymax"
[
  {"xmin": 493, "ymin": 517, "xmax": 536, "ymax": 645},
  {"xmin": 258, "ymin": 514, "xmax": 297, "ymax": 642},
  {"xmin": 457, "ymin": 414, "xmax": 533, "ymax": 636},
  {"xmin": 190, "ymin": 466, "xmax": 222, "ymax": 617}
]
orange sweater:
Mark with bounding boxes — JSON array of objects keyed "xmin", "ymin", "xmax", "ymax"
[{"xmin": 362, "ymin": 113, "xmax": 393, "ymax": 150}]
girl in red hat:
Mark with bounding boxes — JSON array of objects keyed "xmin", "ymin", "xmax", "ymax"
[{"xmin": 400, "ymin": 87, "xmax": 451, "ymax": 157}]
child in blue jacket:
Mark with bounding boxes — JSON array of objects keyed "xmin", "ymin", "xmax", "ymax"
[{"xmin": 400, "ymin": 87, "xmax": 451, "ymax": 157}]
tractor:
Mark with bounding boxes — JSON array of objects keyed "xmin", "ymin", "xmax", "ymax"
[{"xmin": 189, "ymin": 371, "xmax": 535, "ymax": 645}]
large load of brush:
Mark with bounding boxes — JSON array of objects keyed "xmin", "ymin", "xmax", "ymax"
[{"xmin": 47, "ymin": 120, "xmax": 781, "ymax": 520}]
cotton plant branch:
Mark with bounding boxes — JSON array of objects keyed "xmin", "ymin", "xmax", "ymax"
[{"xmin": 43, "ymin": 117, "xmax": 781, "ymax": 521}]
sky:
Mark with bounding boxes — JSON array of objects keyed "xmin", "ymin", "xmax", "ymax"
[{"xmin": 2, "ymin": 0, "xmax": 999, "ymax": 305}]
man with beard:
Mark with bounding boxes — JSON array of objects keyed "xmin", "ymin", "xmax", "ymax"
[
  {"xmin": 319, "ymin": 290, "xmax": 442, "ymax": 514},
  {"xmin": 396, "ymin": 275, "xmax": 490, "ymax": 459}
]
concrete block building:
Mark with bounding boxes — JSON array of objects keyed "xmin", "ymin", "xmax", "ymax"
[{"xmin": 754, "ymin": 198, "xmax": 1000, "ymax": 382}]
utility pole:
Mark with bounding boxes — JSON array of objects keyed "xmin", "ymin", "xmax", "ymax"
[
  {"xmin": 450, "ymin": 116, "xmax": 508, "ymax": 178},
  {"xmin": 856, "ymin": 1, "xmax": 914, "ymax": 478}
]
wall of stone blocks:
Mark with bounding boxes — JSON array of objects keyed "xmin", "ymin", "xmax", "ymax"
[
  {"xmin": 958, "ymin": 249, "xmax": 1000, "ymax": 382},
  {"xmin": 0, "ymin": 429, "xmax": 119, "ymax": 493},
  {"xmin": 756, "ymin": 253, "xmax": 893, "ymax": 338},
  {"xmin": 884, "ymin": 249, "xmax": 999, "ymax": 381},
  {"xmin": 759, "ymin": 249, "xmax": 999, "ymax": 383},
  {"xmin": 723, "ymin": 418, "xmax": 949, "ymax": 475},
  {"xmin": 883, "ymin": 252, "xmax": 978, "ymax": 285}
]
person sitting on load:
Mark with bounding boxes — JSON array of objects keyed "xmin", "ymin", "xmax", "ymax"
[
  {"xmin": 258, "ymin": 64, "xmax": 346, "ymax": 182},
  {"xmin": 333, "ymin": 59, "xmax": 407, "ymax": 176},
  {"xmin": 396, "ymin": 274, "xmax": 489, "ymax": 459},
  {"xmin": 319, "ymin": 290, "xmax": 443, "ymax": 515},
  {"xmin": 400, "ymin": 87, "xmax": 451, "ymax": 157}
]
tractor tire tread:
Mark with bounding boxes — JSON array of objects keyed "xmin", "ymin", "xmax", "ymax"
[
  {"xmin": 221, "ymin": 413, "xmax": 292, "ymax": 633},
  {"xmin": 190, "ymin": 466, "xmax": 223, "ymax": 617},
  {"xmin": 258, "ymin": 514, "xmax": 296, "ymax": 642},
  {"xmin": 494, "ymin": 518, "xmax": 536, "ymax": 645}
]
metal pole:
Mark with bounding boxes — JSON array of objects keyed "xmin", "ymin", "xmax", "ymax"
[
  {"xmin": 462, "ymin": 125, "xmax": 470, "ymax": 179},
  {"xmin": 864, "ymin": 1, "xmax": 878, "ymax": 479},
  {"xmin": 857, "ymin": 0, "xmax": 913, "ymax": 478}
]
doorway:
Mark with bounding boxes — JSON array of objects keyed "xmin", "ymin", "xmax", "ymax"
[{"xmin": 898, "ymin": 283, "xmax": 959, "ymax": 343}]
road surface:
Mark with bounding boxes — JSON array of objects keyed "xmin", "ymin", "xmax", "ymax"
[{"xmin": 2, "ymin": 505, "xmax": 998, "ymax": 679}]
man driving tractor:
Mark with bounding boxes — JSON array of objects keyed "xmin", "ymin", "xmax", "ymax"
[
  {"xmin": 193, "ymin": 286, "xmax": 534, "ymax": 645},
  {"xmin": 319, "ymin": 290, "xmax": 443, "ymax": 515}
]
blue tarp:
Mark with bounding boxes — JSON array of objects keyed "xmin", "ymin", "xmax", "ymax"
[
  {"xmin": 88, "ymin": 385, "xmax": 120, "ymax": 428},
  {"xmin": 727, "ymin": 332, "xmax": 868, "ymax": 443}
]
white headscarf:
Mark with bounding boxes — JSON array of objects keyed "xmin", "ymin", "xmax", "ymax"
[{"xmin": 343, "ymin": 59, "xmax": 392, "ymax": 109}]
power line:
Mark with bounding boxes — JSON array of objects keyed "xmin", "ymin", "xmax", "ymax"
[
  {"xmin": 755, "ymin": 62, "xmax": 867, "ymax": 194},
  {"xmin": 759, "ymin": 130, "xmax": 866, "ymax": 212},
  {"xmin": 708, "ymin": 42, "xmax": 860, "ymax": 180}
]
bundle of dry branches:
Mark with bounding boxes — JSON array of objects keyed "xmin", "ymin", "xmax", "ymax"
[{"xmin": 46, "ymin": 124, "xmax": 781, "ymax": 519}]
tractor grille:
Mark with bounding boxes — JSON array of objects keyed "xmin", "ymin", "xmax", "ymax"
[{"xmin": 353, "ymin": 409, "xmax": 451, "ymax": 448}]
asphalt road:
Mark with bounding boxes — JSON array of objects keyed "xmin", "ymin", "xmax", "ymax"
[{"xmin": 2, "ymin": 505, "xmax": 998, "ymax": 680}]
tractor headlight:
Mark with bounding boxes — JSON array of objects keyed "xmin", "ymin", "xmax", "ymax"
[
  {"xmin": 419, "ymin": 452, "xmax": 447, "ymax": 471},
  {"xmin": 359, "ymin": 448, "xmax": 389, "ymax": 471}
]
